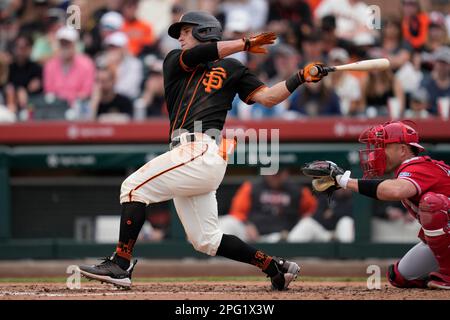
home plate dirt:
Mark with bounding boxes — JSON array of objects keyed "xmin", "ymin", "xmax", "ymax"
[{"xmin": 1, "ymin": 281, "xmax": 449, "ymax": 300}]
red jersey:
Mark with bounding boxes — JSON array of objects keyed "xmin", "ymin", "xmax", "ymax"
[{"xmin": 395, "ymin": 156, "xmax": 450, "ymax": 219}]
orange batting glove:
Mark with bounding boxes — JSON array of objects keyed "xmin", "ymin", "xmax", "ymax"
[
  {"xmin": 243, "ymin": 32, "xmax": 277, "ymax": 54},
  {"xmin": 300, "ymin": 62, "xmax": 329, "ymax": 83}
]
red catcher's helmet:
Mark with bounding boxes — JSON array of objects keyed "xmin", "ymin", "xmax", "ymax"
[{"xmin": 358, "ymin": 121, "xmax": 425, "ymax": 178}]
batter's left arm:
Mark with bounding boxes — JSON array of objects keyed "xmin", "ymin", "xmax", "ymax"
[
  {"xmin": 181, "ymin": 32, "xmax": 277, "ymax": 69},
  {"xmin": 250, "ymin": 82, "xmax": 292, "ymax": 108}
]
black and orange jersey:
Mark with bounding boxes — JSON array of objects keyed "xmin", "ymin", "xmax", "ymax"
[
  {"xmin": 402, "ymin": 13, "xmax": 429, "ymax": 50},
  {"xmin": 229, "ymin": 181, "xmax": 318, "ymax": 223},
  {"xmin": 163, "ymin": 48, "xmax": 265, "ymax": 139}
]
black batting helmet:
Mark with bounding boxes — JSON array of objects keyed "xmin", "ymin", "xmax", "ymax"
[{"xmin": 168, "ymin": 11, "xmax": 222, "ymax": 42}]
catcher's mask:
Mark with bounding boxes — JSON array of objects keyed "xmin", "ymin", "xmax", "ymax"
[
  {"xmin": 358, "ymin": 120, "xmax": 425, "ymax": 178},
  {"xmin": 168, "ymin": 11, "xmax": 222, "ymax": 42}
]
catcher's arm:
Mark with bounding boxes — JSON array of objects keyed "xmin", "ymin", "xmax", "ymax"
[
  {"xmin": 302, "ymin": 160, "xmax": 417, "ymax": 201},
  {"xmin": 343, "ymin": 177, "xmax": 417, "ymax": 201}
]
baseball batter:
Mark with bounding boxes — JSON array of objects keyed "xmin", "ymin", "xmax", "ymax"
[
  {"xmin": 303, "ymin": 121, "xmax": 450, "ymax": 289},
  {"xmin": 78, "ymin": 11, "xmax": 329, "ymax": 289}
]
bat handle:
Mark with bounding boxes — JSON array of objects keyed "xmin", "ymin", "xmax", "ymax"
[{"xmin": 309, "ymin": 65, "xmax": 335, "ymax": 77}]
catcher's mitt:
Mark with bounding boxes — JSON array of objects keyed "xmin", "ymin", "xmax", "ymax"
[{"xmin": 301, "ymin": 160, "xmax": 345, "ymax": 195}]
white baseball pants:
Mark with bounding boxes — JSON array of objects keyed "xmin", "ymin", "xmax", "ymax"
[{"xmin": 120, "ymin": 133, "xmax": 228, "ymax": 256}]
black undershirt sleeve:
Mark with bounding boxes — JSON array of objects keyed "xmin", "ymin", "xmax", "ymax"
[{"xmin": 181, "ymin": 43, "xmax": 220, "ymax": 69}]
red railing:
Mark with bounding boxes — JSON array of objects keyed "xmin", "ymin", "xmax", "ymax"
[{"xmin": 0, "ymin": 117, "xmax": 449, "ymax": 144}]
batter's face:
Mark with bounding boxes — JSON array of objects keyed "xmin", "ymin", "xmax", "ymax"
[{"xmin": 178, "ymin": 25, "xmax": 201, "ymax": 50}]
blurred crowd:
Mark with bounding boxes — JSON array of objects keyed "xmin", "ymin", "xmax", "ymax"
[{"xmin": 0, "ymin": 0, "xmax": 449, "ymax": 123}]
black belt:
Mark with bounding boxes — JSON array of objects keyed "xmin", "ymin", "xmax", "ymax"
[
  {"xmin": 169, "ymin": 133, "xmax": 197, "ymax": 150},
  {"xmin": 169, "ymin": 133, "xmax": 219, "ymax": 150}
]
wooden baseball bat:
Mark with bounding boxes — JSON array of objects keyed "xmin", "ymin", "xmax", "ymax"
[{"xmin": 309, "ymin": 58, "xmax": 390, "ymax": 76}]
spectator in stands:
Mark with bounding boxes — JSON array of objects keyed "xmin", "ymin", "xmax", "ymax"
[
  {"xmin": 369, "ymin": 19, "xmax": 412, "ymax": 71},
  {"xmin": 219, "ymin": 168, "xmax": 317, "ymax": 242},
  {"xmin": 320, "ymin": 15, "xmax": 357, "ymax": 56},
  {"xmin": 362, "ymin": 69, "xmax": 405, "ymax": 117},
  {"xmin": 198, "ymin": 0, "xmax": 225, "ymax": 28},
  {"xmin": 267, "ymin": 0, "xmax": 312, "ymax": 48},
  {"xmin": 101, "ymin": 11, "xmax": 125, "ymax": 40},
  {"xmin": 91, "ymin": 0, "xmax": 124, "ymax": 23},
  {"xmin": 90, "ymin": 67, "xmax": 133, "ymax": 121},
  {"xmin": 446, "ymin": 13, "xmax": 450, "ymax": 39},
  {"xmin": 84, "ymin": 11, "xmax": 124, "ymax": 57},
  {"xmin": 135, "ymin": 58, "xmax": 166, "ymax": 118},
  {"xmin": 315, "ymin": 0, "xmax": 376, "ymax": 45},
  {"xmin": 426, "ymin": 12, "xmax": 449, "ymax": 53},
  {"xmin": 30, "ymin": 8, "xmax": 66, "ymax": 64},
  {"xmin": 420, "ymin": 46, "xmax": 450, "ymax": 114},
  {"xmin": 19, "ymin": 0, "xmax": 55, "ymax": 37},
  {"xmin": 325, "ymin": 48, "xmax": 362, "ymax": 116},
  {"xmin": 0, "ymin": 15, "xmax": 20, "ymax": 58},
  {"xmin": 404, "ymin": 87, "xmax": 431, "ymax": 119},
  {"xmin": 4, "ymin": 34, "xmax": 42, "ymax": 114},
  {"xmin": 0, "ymin": 53, "xmax": 8, "ymax": 106},
  {"xmin": 287, "ymin": 189, "xmax": 354, "ymax": 243},
  {"xmin": 83, "ymin": 0, "xmax": 124, "ymax": 57},
  {"xmin": 395, "ymin": 49, "xmax": 424, "ymax": 101},
  {"xmin": 43, "ymin": 26, "xmax": 95, "ymax": 107},
  {"xmin": 271, "ymin": 44, "xmax": 301, "ymax": 83},
  {"xmin": 121, "ymin": 0, "xmax": 155, "ymax": 56},
  {"xmin": 158, "ymin": 4, "xmax": 184, "ymax": 56},
  {"xmin": 288, "ymin": 80, "xmax": 341, "ymax": 116},
  {"xmin": 401, "ymin": 0, "xmax": 429, "ymax": 50},
  {"xmin": 221, "ymin": 0, "xmax": 268, "ymax": 32},
  {"xmin": 430, "ymin": 0, "xmax": 450, "ymax": 37},
  {"xmin": 300, "ymin": 29, "xmax": 326, "ymax": 65},
  {"xmin": 100, "ymin": 31, "xmax": 143, "ymax": 100},
  {"xmin": 223, "ymin": 9, "xmax": 252, "ymax": 64}
]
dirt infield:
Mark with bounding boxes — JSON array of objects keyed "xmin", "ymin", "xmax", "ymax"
[{"xmin": 1, "ymin": 280, "xmax": 449, "ymax": 300}]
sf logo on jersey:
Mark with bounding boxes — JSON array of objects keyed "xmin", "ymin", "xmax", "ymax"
[{"xmin": 203, "ymin": 67, "xmax": 227, "ymax": 93}]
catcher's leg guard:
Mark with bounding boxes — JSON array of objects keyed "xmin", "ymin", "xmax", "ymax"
[
  {"xmin": 387, "ymin": 262, "xmax": 428, "ymax": 288},
  {"xmin": 419, "ymin": 192, "xmax": 450, "ymax": 289}
]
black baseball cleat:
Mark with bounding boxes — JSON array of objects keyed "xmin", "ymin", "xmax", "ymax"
[
  {"xmin": 269, "ymin": 257, "xmax": 300, "ymax": 291},
  {"xmin": 78, "ymin": 254, "xmax": 137, "ymax": 289}
]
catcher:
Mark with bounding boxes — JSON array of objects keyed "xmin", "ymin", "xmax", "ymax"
[
  {"xmin": 78, "ymin": 11, "xmax": 329, "ymax": 290},
  {"xmin": 302, "ymin": 120, "xmax": 450, "ymax": 290}
]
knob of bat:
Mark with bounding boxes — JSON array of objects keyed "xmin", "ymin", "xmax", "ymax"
[{"xmin": 309, "ymin": 66, "xmax": 318, "ymax": 76}]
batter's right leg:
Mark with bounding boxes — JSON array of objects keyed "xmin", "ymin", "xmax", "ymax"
[{"xmin": 79, "ymin": 145, "xmax": 210, "ymax": 288}]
